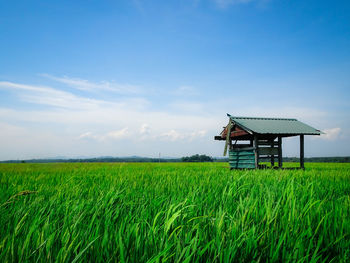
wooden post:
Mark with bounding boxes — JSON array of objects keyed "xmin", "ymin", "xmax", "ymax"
[
  {"xmin": 271, "ymin": 139, "xmax": 275, "ymax": 167},
  {"xmin": 278, "ymin": 136, "xmax": 282, "ymax": 168},
  {"xmin": 253, "ymin": 135, "xmax": 259, "ymax": 169},
  {"xmin": 300, "ymin": 135, "xmax": 304, "ymax": 169}
]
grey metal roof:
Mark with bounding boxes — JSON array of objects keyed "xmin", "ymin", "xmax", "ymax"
[{"xmin": 228, "ymin": 115, "xmax": 322, "ymax": 135}]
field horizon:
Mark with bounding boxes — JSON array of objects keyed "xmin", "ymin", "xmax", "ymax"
[{"xmin": 1, "ymin": 155, "xmax": 350, "ymax": 164}]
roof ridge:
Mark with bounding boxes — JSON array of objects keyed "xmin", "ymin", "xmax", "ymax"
[{"xmin": 230, "ymin": 116, "xmax": 297, "ymax": 121}]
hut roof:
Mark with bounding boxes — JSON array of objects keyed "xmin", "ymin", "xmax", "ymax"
[{"xmin": 228, "ymin": 115, "xmax": 322, "ymax": 135}]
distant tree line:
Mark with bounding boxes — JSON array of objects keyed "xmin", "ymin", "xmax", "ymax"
[
  {"xmin": 181, "ymin": 154, "xmax": 213, "ymax": 162},
  {"xmin": 1, "ymin": 156, "xmax": 349, "ymax": 163},
  {"xmin": 283, "ymin": 156, "xmax": 350, "ymax": 163}
]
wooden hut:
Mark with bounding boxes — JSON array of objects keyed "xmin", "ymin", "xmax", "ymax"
[{"xmin": 214, "ymin": 114, "xmax": 322, "ymax": 169}]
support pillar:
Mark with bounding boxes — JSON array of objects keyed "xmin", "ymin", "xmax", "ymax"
[
  {"xmin": 300, "ymin": 135, "xmax": 304, "ymax": 169},
  {"xmin": 253, "ymin": 135, "xmax": 259, "ymax": 169},
  {"xmin": 270, "ymin": 139, "xmax": 275, "ymax": 167},
  {"xmin": 278, "ymin": 136, "xmax": 282, "ymax": 168}
]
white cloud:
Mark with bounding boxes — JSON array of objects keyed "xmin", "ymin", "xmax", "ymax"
[
  {"xmin": 140, "ymin": 124, "xmax": 151, "ymax": 135},
  {"xmin": 41, "ymin": 74, "xmax": 142, "ymax": 94},
  {"xmin": 318, "ymin": 128, "xmax": 341, "ymax": 141},
  {"xmin": 106, "ymin": 128, "xmax": 130, "ymax": 140}
]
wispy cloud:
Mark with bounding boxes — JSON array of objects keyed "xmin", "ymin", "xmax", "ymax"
[
  {"xmin": 0, "ymin": 81, "xmax": 107, "ymax": 110},
  {"xmin": 78, "ymin": 126, "xmax": 208, "ymax": 143},
  {"xmin": 170, "ymin": 101, "xmax": 204, "ymax": 113},
  {"xmin": 160, "ymin": 130, "xmax": 184, "ymax": 141},
  {"xmin": 0, "ymin": 76, "xmax": 347, "ymax": 159},
  {"xmin": 213, "ymin": 0, "xmax": 271, "ymax": 9},
  {"xmin": 0, "ymin": 80, "xmax": 152, "ymax": 112},
  {"xmin": 79, "ymin": 132, "xmax": 95, "ymax": 140},
  {"xmin": 214, "ymin": 0, "xmax": 254, "ymax": 8},
  {"xmin": 41, "ymin": 74, "xmax": 142, "ymax": 94},
  {"xmin": 79, "ymin": 128, "xmax": 130, "ymax": 141},
  {"xmin": 160, "ymin": 129, "xmax": 207, "ymax": 142},
  {"xmin": 173, "ymin": 86, "xmax": 198, "ymax": 96}
]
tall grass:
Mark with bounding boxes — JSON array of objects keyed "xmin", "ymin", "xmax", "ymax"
[{"xmin": 0, "ymin": 162, "xmax": 349, "ymax": 262}]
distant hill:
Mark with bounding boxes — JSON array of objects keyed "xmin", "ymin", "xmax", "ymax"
[{"xmin": 0, "ymin": 156, "xmax": 179, "ymax": 163}]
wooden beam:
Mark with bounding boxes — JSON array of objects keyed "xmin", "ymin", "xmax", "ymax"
[
  {"xmin": 278, "ymin": 136, "xmax": 282, "ymax": 168},
  {"xmin": 232, "ymin": 144, "xmax": 251, "ymax": 148},
  {"xmin": 257, "ymin": 141, "xmax": 278, "ymax": 146},
  {"xmin": 300, "ymin": 135, "xmax": 304, "ymax": 169},
  {"xmin": 271, "ymin": 139, "xmax": 275, "ymax": 167},
  {"xmin": 253, "ymin": 135, "xmax": 259, "ymax": 168}
]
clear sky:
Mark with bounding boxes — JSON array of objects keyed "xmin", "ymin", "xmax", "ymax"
[{"xmin": 0, "ymin": 0, "xmax": 349, "ymax": 160}]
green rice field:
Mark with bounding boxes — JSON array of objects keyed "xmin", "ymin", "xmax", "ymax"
[{"xmin": 0, "ymin": 162, "xmax": 349, "ymax": 262}]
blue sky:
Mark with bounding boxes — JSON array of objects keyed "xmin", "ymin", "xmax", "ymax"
[{"xmin": 0, "ymin": 0, "xmax": 349, "ymax": 160}]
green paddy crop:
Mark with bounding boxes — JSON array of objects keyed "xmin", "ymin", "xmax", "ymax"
[{"xmin": 0, "ymin": 162, "xmax": 349, "ymax": 262}]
